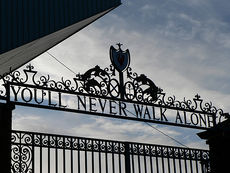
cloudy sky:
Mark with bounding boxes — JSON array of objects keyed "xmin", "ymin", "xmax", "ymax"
[{"xmin": 12, "ymin": 0, "xmax": 230, "ymax": 150}]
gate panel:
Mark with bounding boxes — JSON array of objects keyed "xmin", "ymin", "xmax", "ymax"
[
  {"xmin": 11, "ymin": 130, "xmax": 210, "ymax": 173},
  {"xmin": 11, "ymin": 131, "xmax": 125, "ymax": 173},
  {"xmin": 129, "ymin": 143, "xmax": 210, "ymax": 173}
]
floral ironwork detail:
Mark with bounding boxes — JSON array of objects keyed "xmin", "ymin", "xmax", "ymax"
[{"xmin": 11, "ymin": 133, "xmax": 33, "ymax": 173}]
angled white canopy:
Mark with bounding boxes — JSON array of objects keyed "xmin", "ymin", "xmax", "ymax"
[
  {"xmin": 0, "ymin": 0, "xmax": 121, "ymax": 77},
  {"xmin": 0, "ymin": 8, "xmax": 114, "ymax": 77}
]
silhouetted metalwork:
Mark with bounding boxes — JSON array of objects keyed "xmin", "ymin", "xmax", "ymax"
[
  {"xmin": 11, "ymin": 130, "xmax": 210, "ymax": 173},
  {"xmin": 0, "ymin": 45, "xmax": 226, "ymax": 130},
  {"xmin": 0, "ymin": 44, "xmax": 217, "ymax": 172},
  {"xmin": 0, "ymin": 62, "xmax": 161, "ymax": 103}
]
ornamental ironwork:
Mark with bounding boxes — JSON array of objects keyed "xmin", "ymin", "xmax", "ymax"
[
  {"xmin": 0, "ymin": 44, "xmax": 226, "ymax": 129},
  {"xmin": 11, "ymin": 130, "xmax": 210, "ymax": 173}
]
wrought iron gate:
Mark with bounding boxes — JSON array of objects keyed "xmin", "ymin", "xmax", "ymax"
[
  {"xmin": 1, "ymin": 44, "xmax": 221, "ymax": 173},
  {"xmin": 11, "ymin": 130, "xmax": 210, "ymax": 173}
]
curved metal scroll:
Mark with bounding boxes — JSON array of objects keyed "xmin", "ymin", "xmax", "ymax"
[
  {"xmin": 0, "ymin": 63, "xmax": 225, "ymax": 124},
  {"xmin": 0, "ymin": 43, "xmax": 226, "ymax": 125}
]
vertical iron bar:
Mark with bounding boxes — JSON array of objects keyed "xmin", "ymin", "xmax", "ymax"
[
  {"xmin": 201, "ymin": 161, "xmax": 205, "ymax": 173},
  {"xmin": 112, "ymin": 142, "xmax": 115, "ymax": 173},
  {"xmin": 124, "ymin": 142, "xmax": 131, "ymax": 173},
  {"xmin": 155, "ymin": 146, "xmax": 159, "ymax": 173},
  {"xmin": 200, "ymin": 151, "xmax": 205, "ymax": 173},
  {"xmin": 85, "ymin": 139, "xmax": 87, "ymax": 173},
  {"xmin": 63, "ymin": 137, "xmax": 66, "ymax": 173},
  {"xmin": 0, "ymin": 98, "xmax": 14, "ymax": 173},
  {"xmin": 138, "ymin": 145, "xmax": 141, "ymax": 173},
  {"xmin": 48, "ymin": 136, "xmax": 50, "ymax": 173},
  {"xmin": 195, "ymin": 160, "xmax": 199, "ymax": 173},
  {"xmin": 131, "ymin": 144, "xmax": 135, "ymax": 173},
  {"xmin": 173, "ymin": 148, "xmax": 176, "ymax": 173},
  {"xmin": 19, "ymin": 133, "xmax": 22, "ymax": 173},
  {"xmin": 32, "ymin": 133, "xmax": 35, "ymax": 173},
  {"xmin": 99, "ymin": 141, "xmax": 102, "ymax": 173},
  {"xmin": 71, "ymin": 138, "xmax": 73, "ymax": 173},
  {"xmin": 92, "ymin": 140, "xmax": 95, "ymax": 173},
  {"xmin": 212, "ymin": 113, "xmax": 217, "ymax": 127},
  {"xmin": 6, "ymin": 83, "xmax": 10, "ymax": 103},
  {"xmin": 144, "ymin": 145, "xmax": 147, "ymax": 173},
  {"xmin": 167, "ymin": 147, "xmax": 171, "ymax": 173},
  {"xmin": 161, "ymin": 147, "xmax": 165, "ymax": 173},
  {"xmin": 119, "ymin": 71, "xmax": 125, "ymax": 99},
  {"xmin": 119, "ymin": 143, "xmax": 122, "ymax": 173},
  {"xmin": 150, "ymin": 156, "xmax": 153, "ymax": 173},
  {"xmin": 162, "ymin": 157, "xmax": 165, "ymax": 173},
  {"xmin": 189, "ymin": 150, "xmax": 193, "ymax": 173},
  {"xmin": 179, "ymin": 149, "xmax": 182, "ymax": 173},
  {"xmin": 105, "ymin": 142, "xmax": 108, "ymax": 173},
  {"xmin": 195, "ymin": 151, "xmax": 199, "ymax": 173},
  {"xmin": 40, "ymin": 134, "xmax": 42, "ymax": 173},
  {"xmin": 184, "ymin": 150, "xmax": 188, "ymax": 173},
  {"xmin": 78, "ymin": 138, "xmax": 80, "ymax": 173},
  {"xmin": 6, "ymin": 85, "xmax": 12, "ymax": 173},
  {"xmin": 56, "ymin": 136, "xmax": 58, "ymax": 173},
  {"xmin": 150, "ymin": 146, "xmax": 153, "ymax": 173}
]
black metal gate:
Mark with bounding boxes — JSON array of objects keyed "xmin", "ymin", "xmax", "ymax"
[
  {"xmin": 11, "ymin": 130, "xmax": 210, "ymax": 173},
  {"xmin": 1, "ymin": 45, "xmax": 223, "ymax": 173}
]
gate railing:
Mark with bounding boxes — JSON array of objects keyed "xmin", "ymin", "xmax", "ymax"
[{"xmin": 11, "ymin": 130, "xmax": 210, "ymax": 173}]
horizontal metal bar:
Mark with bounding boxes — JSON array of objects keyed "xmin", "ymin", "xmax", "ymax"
[{"xmin": 0, "ymin": 96, "xmax": 6, "ymax": 100}]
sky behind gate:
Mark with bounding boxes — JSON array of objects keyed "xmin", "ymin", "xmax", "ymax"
[{"xmin": 12, "ymin": 0, "xmax": 230, "ymax": 149}]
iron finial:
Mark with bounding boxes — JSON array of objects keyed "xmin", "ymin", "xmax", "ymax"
[
  {"xmin": 116, "ymin": 43, "xmax": 123, "ymax": 50},
  {"xmin": 195, "ymin": 94, "xmax": 201, "ymax": 100}
]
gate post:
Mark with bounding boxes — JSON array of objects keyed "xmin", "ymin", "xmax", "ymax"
[
  {"xmin": 124, "ymin": 142, "xmax": 131, "ymax": 173},
  {"xmin": 198, "ymin": 119, "xmax": 230, "ymax": 173},
  {"xmin": 0, "ymin": 103, "xmax": 15, "ymax": 173}
]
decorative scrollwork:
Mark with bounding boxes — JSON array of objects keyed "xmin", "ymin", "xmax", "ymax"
[
  {"xmin": 11, "ymin": 130, "xmax": 210, "ymax": 173},
  {"xmin": 1, "ymin": 64, "xmax": 223, "ymax": 112},
  {"xmin": 0, "ymin": 46, "xmax": 226, "ymax": 126},
  {"xmin": 129, "ymin": 143, "xmax": 209, "ymax": 162},
  {"xmin": 11, "ymin": 130, "xmax": 125, "ymax": 154},
  {"xmin": 11, "ymin": 145, "xmax": 32, "ymax": 173}
]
